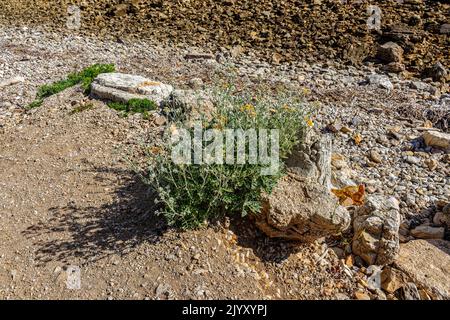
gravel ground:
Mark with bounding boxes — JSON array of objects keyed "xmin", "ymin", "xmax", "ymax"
[{"xmin": 0, "ymin": 24, "xmax": 449, "ymax": 299}]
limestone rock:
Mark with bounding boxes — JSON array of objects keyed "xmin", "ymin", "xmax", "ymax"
[
  {"xmin": 410, "ymin": 225, "xmax": 444, "ymax": 239},
  {"xmin": 423, "ymin": 62, "xmax": 448, "ymax": 82},
  {"xmin": 330, "ymin": 154, "xmax": 357, "ymax": 188},
  {"xmin": 410, "ymin": 81, "xmax": 430, "ymax": 91},
  {"xmin": 114, "ymin": 4, "xmax": 129, "ymax": 17},
  {"xmin": 433, "ymin": 211, "xmax": 450, "ymax": 228},
  {"xmin": 443, "ymin": 203, "xmax": 450, "ymax": 215},
  {"xmin": 254, "ymin": 173, "xmax": 351, "ymax": 242},
  {"xmin": 376, "ymin": 42, "xmax": 403, "ymax": 63},
  {"xmin": 366, "ymin": 265, "xmax": 382, "ymax": 291},
  {"xmin": 285, "ymin": 130, "xmax": 332, "ymax": 190},
  {"xmin": 352, "ymin": 195, "xmax": 401, "ymax": 266},
  {"xmin": 354, "ymin": 291, "xmax": 370, "ymax": 300},
  {"xmin": 257, "ymin": 131, "xmax": 351, "ymax": 241},
  {"xmin": 382, "ymin": 62, "xmax": 405, "ymax": 73},
  {"xmin": 165, "ymin": 89, "xmax": 215, "ymax": 123},
  {"xmin": 440, "ymin": 24, "xmax": 450, "ymax": 35},
  {"xmin": 90, "ymin": 73, "xmax": 173, "ymax": 106},
  {"xmin": 381, "ymin": 267, "xmax": 405, "ymax": 294},
  {"xmin": 0, "ymin": 76, "xmax": 25, "ymax": 88},
  {"xmin": 366, "ymin": 74, "xmax": 393, "ymax": 91},
  {"xmin": 422, "ymin": 131, "xmax": 450, "ymax": 150},
  {"xmin": 394, "ymin": 240, "xmax": 450, "ymax": 299},
  {"xmin": 400, "ymin": 282, "xmax": 421, "ymax": 300},
  {"xmin": 368, "ymin": 150, "xmax": 382, "ymax": 164}
]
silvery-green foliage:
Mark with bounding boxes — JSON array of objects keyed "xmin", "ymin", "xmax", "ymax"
[{"xmin": 145, "ymin": 84, "xmax": 309, "ymax": 229}]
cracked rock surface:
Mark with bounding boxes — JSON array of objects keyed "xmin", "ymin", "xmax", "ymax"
[
  {"xmin": 255, "ymin": 172, "xmax": 351, "ymax": 242},
  {"xmin": 352, "ymin": 195, "xmax": 401, "ymax": 266}
]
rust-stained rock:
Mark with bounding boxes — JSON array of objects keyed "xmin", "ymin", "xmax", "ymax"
[
  {"xmin": 422, "ymin": 130, "xmax": 450, "ymax": 150},
  {"xmin": 381, "ymin": 266, "xmax": 406, "ymax": 294}
]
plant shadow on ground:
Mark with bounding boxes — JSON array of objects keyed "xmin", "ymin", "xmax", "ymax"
[
  {"xmin": 22, "ymin": 166, "xmax": 168, "ymax": 266},
  {"xmin": 227, "ymin": 216, "xmax": 304, "ymax": 264}
]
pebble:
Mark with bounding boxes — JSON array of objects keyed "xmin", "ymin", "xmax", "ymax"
[
  {"xmin": 405, "ymin": 156, "xmax": 420, "ymax": 165},
  {"xmin": 410, "ymin": 225, "xmax": 445, "ymax": 239},
  {"xmin": 368, "ymin": 150, "xmax": 382, "ymax": 164},
  {"xmin": 354, "ymin": 291, "xmax": 371, "ymax": 300}
]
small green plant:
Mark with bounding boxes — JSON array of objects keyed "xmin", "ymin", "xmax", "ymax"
[
  {"xmin": 144, "ymin": 85, "xmax": 309, "ymax": 229},
  {"xmin": 108, "ymin": 98, "xmax": 156, "ymax": 117},
  {"xmin": 27, "ymin": 99, "xmax": 44, "ymax": 109},
  {"xmin": 27, "ymin": 63, "xmax": 115, "ymax": 109}
]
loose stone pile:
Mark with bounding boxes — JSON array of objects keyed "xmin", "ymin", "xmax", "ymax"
[{"xmin": 0, "ymin": 0, "xmax": 448, "ymax": 77}]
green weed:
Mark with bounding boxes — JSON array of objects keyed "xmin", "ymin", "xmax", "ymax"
[{"xmin": 27, "ymin": 63, "xmax": 115, "ymax": 109}]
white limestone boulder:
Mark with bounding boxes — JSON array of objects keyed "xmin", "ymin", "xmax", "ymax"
[{"xmin": 90, "ymin": 73, "xmax": 173, "ymax": 106}]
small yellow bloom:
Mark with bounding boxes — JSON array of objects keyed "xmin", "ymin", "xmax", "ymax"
[
  {"xmin": 240, "ymin": 104, "xmax": 256, "ymax": 117},
  {"xmin": 302, "ymin": 87, "xmax": 311, "ymax": 96},
  {"xmin": 304, "ymin": 116, "xmax": 314, "ymax": 127},
  {"xmin": 219, "ymin": 115, "xmax": 228, "ymax": 125},
  {"xmin": 353, "ymin": 133, "xmax": 363, "ymax": 145}
]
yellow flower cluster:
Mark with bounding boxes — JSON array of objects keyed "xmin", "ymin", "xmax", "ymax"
[{"xmin": 240, "ymin": 104, "xmax": 257, "ymax": 117}]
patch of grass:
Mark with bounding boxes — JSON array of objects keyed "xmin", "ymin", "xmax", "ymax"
[
  {"xmin": 27, "ymin": 99, "xmax": 44, "ymax": 109},
  {"xmin": 70, "ymin": 103, "xmax": 94, "ymax": 115},
  {"xmin": 108, "ymin": 98, "xmax": 157, "ymax": 117},
  {"xmin": 27, "ymin": 63, "xmax": 115, "ymax": 109},
  {"xmin": 144, "ymin": 85, "xmax": 309, "ymax": 229}
]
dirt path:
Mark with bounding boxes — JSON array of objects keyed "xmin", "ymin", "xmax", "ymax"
[{"xmin": 0, "ymin": 87, "xmax": 156, "ymax": 298}]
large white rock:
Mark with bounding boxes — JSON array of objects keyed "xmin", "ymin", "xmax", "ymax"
[{"xmin": 90, "ymin": 73, "xmax": 173, "ymax": 106}]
